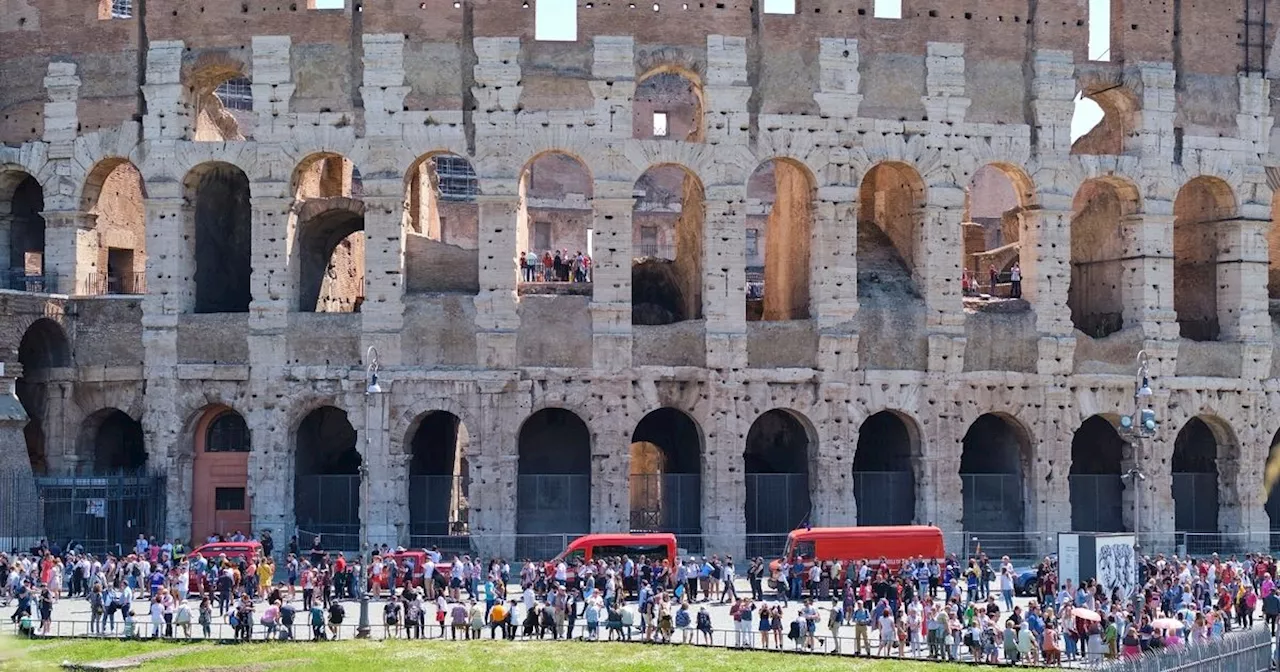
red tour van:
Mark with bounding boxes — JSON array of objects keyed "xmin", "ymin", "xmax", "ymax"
[
  {"xmin": 770, "ymin": 526, "xmax": 945, "ymax": 579},
  {"xmin": 545, "ymin": 533, "xmax": 678, "ymax": 582}
]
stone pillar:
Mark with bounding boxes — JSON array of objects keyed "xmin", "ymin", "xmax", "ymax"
[
  {"xmin": 140, "ymin": 40, "xmax": 190, "ymax": 140},
  {"xmin": 590, "ymin": 190, "xmax": 634, "ymax": 371},
  {"xmin": 249, "ymin": 402, "xmax": 294, "ymax": 542},
  {"xmin": 0, "ymin": 362, "xmax": 41, "ymax": 547},
  {"xmin": 1120, "ymin": 211, "xmax": 1179, "ymax": 374},
  {"xmin": 929, "ymin": 412, "xmax": 965, "ymax": 544},
  {"xmin": 359, "ymin": 386, "xmax": 401, "ymax": 549},
  {"xmin": 42, "ymin": 211, "xmax": 98, "ymax": 295},
  {"xmin": 361, "ymin": 34, "xmax": 411, "ymax": 137},
  {"xmin": 1136, "ymin": 63, "xmax": 1176, "ymax": 172},
  {"xmin": 921, "ymin": 42, "xmax": 970, "ymax": 123},
  {"xmin": 1238, "ymin": 75, "xmax": 1274, "ymax": 152},
  {"xmin": 43, "ymin": 62, "xmax": 80, "ymax": 157},
  {"xmin": 473, "ymin": 192, "xmax": 520, "ymax": 369},
  {"xmin": 591, "ymin": 424, "xmax": 630, "ymax": 533},
  {"xmin": 1135, "ymin": 392, "xmax": 1176, "ymax": 547},
  {"xmin": 1034, "ymin": 390, "xmax": 1074, "ymax": 554},
  {"xmin": 921, "ymin": 203, "xmax": 966, "ymax": 373},
  {"xmin": 1024, "ymin": 205, "xmax": 1076, "ymax": 375},
  {"xmin": 814, "ymin": 39, "xmax": 863, "ymax": 117},
  {"xmin": 813, "ymin": 191, "xmax": 859, "ymax": 370},
  {"xmin": 468, "ymin": 386, "xmax": 520, "ymax": 561},
  {"xmin": 361, "ymin": 188, "xmax": 407, "ymax": 365},
  {"xmin": 590, "ymin": 37, "xmax": 635, "ymax": 138},
  {"xmin": 1216, "ymin": 219, "xmax": 1270, "ymax": 344},
  {"xmin": 704, "ymin": 36, "xmax": 751, "ymax": 144},
  {"xmin": 1030, "ymin": 50, "xmax": 1076, "ymax": 163},
  {"xmin": 248, "ymin": 192, "xmax": 292, "ymax": 376},
  {"xmin": 810, "ymin": 416, "xmax": 854, "ymax": 526},
  {"xmin": 250, "ymin": 35, "xmax": 295, "ymax": 143},
  {"xmin": 702, "ymin": 408, "xmax": 745, "ymax": 558},
  {"xmin": 704, "ymin": 187, "xmax": 747, "ymax": 369}
]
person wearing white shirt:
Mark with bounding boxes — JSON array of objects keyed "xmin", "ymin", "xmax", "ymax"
[{"xmin": 556, "ymin": 561, "xmax": 568, "ymax": 584}]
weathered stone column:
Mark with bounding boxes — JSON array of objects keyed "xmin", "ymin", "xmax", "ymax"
[
  {"xmin": 1034, "ymin": 389, "xmax": 1074, "ymax": 554},
  {"xmin": 0, "ymin": 362, "xmax": 42, "ymax": 546},
  {"xmin": 704, "ymin": 187, "xmax": 747, "ymax": 369},
  {"xmin": 42, "ymin": 211, "xmax": 98, "ymax": 295},
  {"xmin": 930, "ymin": 409, "xmax": 966, "ymax": 543},
  {"xmin": 590, "ymin": 189, "xmax": 634, "ymax": 371},
  {"xmin": 812, "ymin": 191, "xmax": 859, "ymax": 370},
  {"xmin": 704, "ymin": 36, "xmax": 751, "ymax": 145},
  {"xmin": 468, "ymin": 381, "xmax": 521, "ymax": 561},
  {"xmin": 1023, "ymin": 204, "xmax": 1076, "ymax": 375},
  {"xmin": 1216, "ymin": 218, "xmax": 1270, "ymax": 344},
  {"xmin": 473, "ymin": 192, "xmax": 520, "ymax": 369},
  {"xmin": 701, "ymin": 404, "xmax": 746, "ymax": 557},
  {"xmin": 921, "ymin": 203, "xmax": 966, "ymax": 373},
  {"xmin": 810, "ymin": 409, "xmax": 854, "ymax": 526},
  {"xmin": 1121, "ymin": 211, "xmax": 1179, "ymax": 376},
  {"xmin": 591, "ymin": 423, "xmax": 630, "ymax": 533},
  {"xmin": 248, "ymin": 191, "xmax": 292, "ymax": 377},
  {"xmin": 1135, "ymin": 391, "xmax": 1176, "ymax": 547},
  {"xmin": 358, "ymin": 383, "xmax": 401, "ymax": 549},
  {"xmin": 248, "ymin": 402, "xmax": 294, "ymax": 543},
  {"xmin": 361, "ymin": 188, "xmax": 407, "ymax": 365}
]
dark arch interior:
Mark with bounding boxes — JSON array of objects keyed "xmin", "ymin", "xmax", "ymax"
[
  {"xmin": 1173, "ymin": 418, "xmax": 1218, "ymax": 473},
  {"xmin": 744, "ymin": 410, "xmax": 812, "ymax": 537},
  {"xmin": 1172, "ymin": 417, "xmax": 1219, "ymax": 534},
  {"xmin": 9, "ymin": 175, "xmax": 46, "ymax": 277},
  {"xmin": 1069, "ymin": 416, "xmax": 1127, "ymax": 533},
  {"xmin": 295, "ymin": 406, "xmax": 359, "ymax": 475},
  {"xmin": 631, "ymin": 260, "xmax": 687, "ymax": 325},
  {"xmin": 92, "ymin": 410, "xmax": 147, "ymax": 472},
  {"xmin": 194, "ymin": 165, "xmax": 252, "ymax": 313},
  {"xmin": 206, "ymin": 411, "xmax": 250, "ymax": 452},
  {"xmin": 960, "ymin": 413, "xmax": 1028, "ymax": 534},
  {"xmin": 410, "ymin": 411, "xmax": 463, "ymax": 475},
  {"xmin": 298, "ymin": 210, "xmax": 364, "ymax": 313},
  {"xmin": 853, "ymin": 411, "xmax": 916, "ymax": 526},
  {"xmin": 631, "ymin": 408, "xmax": 701, "ymax": 473},
  {"xmin": 517, "ymin": 409, "xmax": 591, "ymax": 542},
  {"xmin": 16, "ymin": 319, "xmax": 69, "ymax": 473},
  {"xmin": 1268, "ymin": 430, "xmax": 1280, "ymax": 538},
  {"xmin": 409, "ymin": 411, "xmax": 469, "ymax": 541},
  {"xmin": 631, "ymin": 165, "xmax": 704, "ymax": 326}
]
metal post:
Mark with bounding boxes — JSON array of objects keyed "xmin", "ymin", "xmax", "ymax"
[{"xmin": 356, "ymin": 346, "xmax": 380, "ymax": 639}]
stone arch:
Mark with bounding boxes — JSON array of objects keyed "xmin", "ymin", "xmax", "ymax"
[
  {"xmin": 853, "ymin": 410, "xmax": 920, "ymax": 526},
  {"xmin": 516, "ymin": 408, "xmax": 592, "ymax": 554},
  {"xmin": 963, "ymin": 163, "xmax": 1034, "ymax": 299},
  {"xmin": 1069, "ymin": 176, "xmax": 1142, "ymax": 338},
  {"xmin": 629, "ymin": 407, "xmax": 703, "ymax": 536},
  {"xmin": 184, "ymin": 162, "xmax": 252, "ymax": 313},
  {"xmin": 190, "ymin": 404, "xmax": 252, "ymax": 540},
  {"xmin": 745, "ymin": 158, "xmax": 813, "ymax": 321},
  {"xmin": 960, "ymin": 412, "xmax": 1033, "ymax": 537},
  {"xmin": 296, "ymin": 206, "xmax": 365, "ymax": 313},
  {"xmin": 634, "ymin": 65, "xmax": 705, "ymax": 143},
  {"xmin": 1174, "ymin": 176, "xmax": 1238, "ymax": 341},
  {"xmin": 404, "ymin": 152, "xmax": 481, "ymax": 294},
  {"xmin": 1069, "ymin": 415, "xmax": 1128, "ymax": 533},
  {"xmin": 16, "ymin": 318, "xmax": 72, "ymax": 474},
  {"xmin": 294, "ymin": 405, "xmax": 361, "ymax": 549},
  {"xmin": 517, "ymin": 151, "xmax": 594, "ymax": 292},
  {"xmin": 858, "ymin": 161, "xmax": 927, "ymax": 296},
  {"xmin": 292, "ymin": 152, "xmax": 361, "ymax": 201},
  {"xmin": 76, "ymin": 407, "xmax": 147, "ymax": 473},
  {"xmin": 185, "ymin": 51, "xmax": 251, "ymax": 142},
  {"xmin": 405, "ymin": 410, "xmax": 471, "ymax": 541},
  {"xmin": 1071, "ymin": 81, "xmax": 1140, "ymax": 156},
  {"xmin": 81, "ymin": 158, "xmax": 147, "ymax": 294},
  {"xmin": 632, "ymin": 163, "xmax": 705, "ymax": 325},
  {"xmin": 1172, "ymin": 415, "xmax": 1242, "ymax": 547},
  {"xmin": 0, "ymin": 168, "xmax": 46, "ymax": 286},
  {"xmin": 744, "ymin": 408, "xmax": 814, "ymax": 540}
]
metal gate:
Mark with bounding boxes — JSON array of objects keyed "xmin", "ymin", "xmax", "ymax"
[
  {"xmin": 853, "ymin": 470, "xmax": 915, "ymax": 525},
  {"xmin": 961, "ymin": 473, "xmax": 1023, "ymax": 533},
  {"xmin": 408, "ymin": 475, "xmax": 470, "ymax": 550},
  {"xmin": 1172, "ymin": 472, "xmax": 1219, "ymax": 553},
  {"xmin": 2, "ymin": 470, "xmax": 168, "ymax": 557},
  {"xmin": 516, "ymin": 474, "xmax": 589, "ymax": 559},
  {"xmin": 744, "ymin": 472, "xmax": 808, "ymax": 557},
  {"xmin": 294, "ymin": 475, "xmax": 361, "ymax": 552},
  {"xmin": 1069, "ymin": 474, "xmax": 1125, "ymax": 533},
  {"xmin": 629, "ymin": 473, "xmax": 701, "ymax": 534}
]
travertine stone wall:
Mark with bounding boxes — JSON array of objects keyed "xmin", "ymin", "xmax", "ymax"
[{"xmin": 6, "ymin": 4, "xmax": 1280, "ymax": 558}]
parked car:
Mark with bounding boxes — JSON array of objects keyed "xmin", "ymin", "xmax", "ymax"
[{"xmin": 186, "ymin": 540, "xmax": 263, "ymax": 593}]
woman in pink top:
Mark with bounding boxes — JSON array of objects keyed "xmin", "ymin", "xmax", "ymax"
[{"xmin": 1261, "ymin": 574, "xmax": 1274, "ymax": 599}]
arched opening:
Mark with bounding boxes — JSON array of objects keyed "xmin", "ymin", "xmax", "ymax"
[
  {"xmin": 407, "ymin": 411, "xmax": 471, "ymax": 549},
  {"xmin": 294, "ymin": 406, "xmax": 361, "ymax": 550},
  {"xmin": 745, "ymin": 159, "xmax": 813, "ymax": 321},
  {"xmin": 960, "ymin": 413, "xmax": 1031, "ymax": 547},
  {"xmin": 517, "ymin": 152, "xmax": 593, "ymax": 292},
  {"xmin": 404, "ymin": 153, "xmax": 480, "ymax": 294},
  {"xmin": 82, "ymin": 160, "xmax": 147, "ymax": 295},
  {"xmin": 1171, "ymin": 417, "xmax": 1220, "ymax": 542},
  {"xmin": 187, "ymin": 163, "xmax": 252, "ymax": 313},
  {"xmin": 1, "ymin": 171, "xmax": 46, "ymax": 290},
  {"xmin": 1266, "ymin": 429, "xmax": 1280, "ymax": 548},
  {"xmin": 297, "ymin": 209, "xmax": 365, "ymax": 312},
  {"xmin": 632, "ymin": 164, "xmax": 704, "ymax": 325},
  {"xmin": 1173, "ymin": 177, "xmax": 1237, "ymax": 342},
  {"xmin": 858, "ymin": 161, "xmax": 925, "ymax": 299},
  {"xmin": 191, "ymin": 406, "xmax": 252, "ymax": 540},
  {"xmin": 629, "ymin": 408, "xmax": 702, "ymax": 541},
  {"xmin": 516, "ymin": 408, "xmax": 591, "ymax": 559},
  {"xmin": 1069, "ymin": 178, "xmax": 1137, "ymax": 338},
  {"xmin": 853, "ymin": 411, "xmax": 918, "ymax": 526},
  {"xmin": 16, "ymin": 319, "xmax": 71, "ymax": 474},
  {"xmin": 744, "ymin": 409, "xmax": 812, "ymax": 555},
  {"xmin": 1070, "ymin": 86, "xmax": 1137, "ymax": 156},
  {"xmin": 1069, "ymin": 415, "xmax": 1127, "ymax": 532},
  {"xmin": 78, "ymin": 409, "xmax": 147, "ymax": 473},
  {"xmin": 632, "ymin": 68, "xmax": 704, "ymax": 142},
  {"xmin": 293, "ymin": 154, "xmax": 360, "ymax": 201},
  {"xmin": 188, "ymin": 56, "xmax": 253, "ymax": 142},
  {"xmin": 962, "ymin": 165, "xmax": 1031, "ymax": 301}
]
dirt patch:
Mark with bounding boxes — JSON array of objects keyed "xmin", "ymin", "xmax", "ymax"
[{"xmin": 63, "ymin": 644, "xmax": 215, "ymax": 671}]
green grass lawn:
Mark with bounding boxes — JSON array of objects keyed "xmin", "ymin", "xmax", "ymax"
[{"xmin": 0, "ymin": 636, "xmax": 976, "ymax": 671}]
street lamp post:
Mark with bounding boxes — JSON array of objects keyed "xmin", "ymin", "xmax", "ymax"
[
  {"xmin": 356, "ymin": 346, "xmax": 381, "ymax": 639},
  {"xmin": 1119, "ymin": 350, "xmax": 1156, "ymax": 611}
]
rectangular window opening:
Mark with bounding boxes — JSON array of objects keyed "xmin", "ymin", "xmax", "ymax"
[
  {"xmin": 109, "ymin": 0, "xmax": 134, "ymax": 18},
  {"xmin": 215, "ymin": 487, "xmax": 247, "ymax": 511},
  {"xmin": 653, "ymin": 112, "xmax": 669, "ymax": 137},
  {"xmin": 1089, "ymin": 0, "xmax": 1112, "ymax": 61},
  {"xmin": 762, "ymin": 0, "xmax": 796, "ymax": 14},
  {"xmin": 535, "ymin": 0, "xmax": 578, "ymax": 41},
  {"xmin": 873, "ymin": 0, "xmax": 902, "ymax": 19},
  {"xmin": 214, "ymin": 77, "xmax": 253, "ymax": 112},
  {"xmin": 308, "ymin": 0, "xmax": 346, "ymax": 8}
]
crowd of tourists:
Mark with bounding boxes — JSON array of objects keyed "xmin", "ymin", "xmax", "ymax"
[
  {"xmin": 4, "ymin": 534, "xmax": 1278, "ymax": 666},
  {"xmin": 518, "ymin": 250, "xmax": 591, "ymax": 283}
]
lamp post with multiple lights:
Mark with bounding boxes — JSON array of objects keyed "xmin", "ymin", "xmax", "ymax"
[{"xmin": 356, "ymin": 346, "xmax": 382, "ymax": 639}]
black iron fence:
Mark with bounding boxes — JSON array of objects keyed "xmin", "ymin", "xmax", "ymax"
[
  {"xmin": 1, "ymin": 469, "xmax": 167, "ymax": 556},
  {"xmin": 80, "ymin": 272, "xmax": 146, "ymax": 296},
  {"xmin": 852, "ymin": 471, "xmax": 915, "ymax": 526},
  {"xmin": 2, "ymin": 270, "xmax": 55, "ymax": 293},
  {"xmin": 960, "ymin": 473, "xmax": 1023, "ymax": 535},
  {"xmin": 294, "ymin": 475, "xmax": 361, "ymax": 553},
  {"xmin": 1069, "ymin": 474, "xmax": 1126, "ymax": 533}
]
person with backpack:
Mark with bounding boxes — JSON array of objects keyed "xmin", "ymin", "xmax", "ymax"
[
  {"xmin": 327, "ymin": 600, "xmax": 345, "ymax": 639},
  {"xmin": 696, "ymin": 605, "xmax": 713, "ymax": 645},
  {"xmin": 309, "ymin": 602, "xmax": 326, "ymax": 640},
  {"xmin": 88, "ymin": 584, "xmax": 104, "ymax": 634}
]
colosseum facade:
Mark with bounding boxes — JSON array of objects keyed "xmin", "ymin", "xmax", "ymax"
[{"xmin": 3, "ymin": 0, "xmax": 1280, "ymax": 560}]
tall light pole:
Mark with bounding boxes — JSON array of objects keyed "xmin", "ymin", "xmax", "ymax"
[
  {"xmin": 356, "ymin": 346, "xmax": 381, "ymax": 639},
  {"xmin": 1119, "ymin": 350, "xmax": 1156, "ymax": 610}
]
